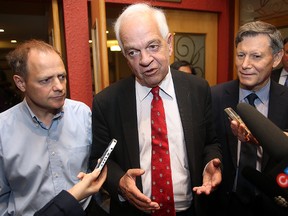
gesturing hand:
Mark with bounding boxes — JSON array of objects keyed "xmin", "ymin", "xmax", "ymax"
[
  {"xmin": 119, "ymin": 168, "xmax": 160, "ymax": 212},
  {"xmin": 193, "ymin": 158, "xmax": 222, "ymax": 195}
]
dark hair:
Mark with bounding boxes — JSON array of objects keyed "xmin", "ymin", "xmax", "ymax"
[
  {"xmin": 6, "ymin": 39, "xmax": 61, "ymax": 80},
  {"xmin": 170, "ymin": 60, "xmax": 196, "ymax": 75}
]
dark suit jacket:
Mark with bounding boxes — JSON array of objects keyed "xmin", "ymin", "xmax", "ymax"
[
  {"xmin": 211, "ymin": 79, "xmax": 288, "ymax": 215},
  {"xmin": 89, "ymin": 69, "xmax": 222, "ymax": 216},
  {"xmin": 34, "ymin": 191, "xmax": 85, "ymax": 216},
  {"xmin": 271, "ymin": 67, "xmax": 282, "ymax": 83}
]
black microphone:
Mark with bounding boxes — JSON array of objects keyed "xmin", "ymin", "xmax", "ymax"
[
  {"xmin": 236, "ymin": 103, "xmax": 288, "ymax": 162},
  {"xmin": 242, "ymin": 166, "xmax": 288, "ymax": 208},
  {"xmin": 236, "ymin": 103, "xmax": 288, "ymax": 208}
]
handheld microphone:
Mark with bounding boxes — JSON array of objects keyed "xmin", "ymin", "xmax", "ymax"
[
  {"xmin": 242, "ymin": 166, "xmax": 288, "ymax": 208},
  {"xmin": 236, "ymin": 103, "xmax": 288, "ymax": 162},
  {"xmin": 236, "ymin": 103, "xmax": 288, "ymax": 208}
]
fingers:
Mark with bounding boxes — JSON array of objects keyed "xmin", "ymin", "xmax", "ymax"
[
  {"xmin": 193, "ymin": 184, "xmax": 212, "ymax": 195},
  {"xmin": 230, "ymin": 120, "xmax": 239, "ymax": 136},
  {"xmin": 97, "ymin": 166, "xmax": 107, "ymax": 184},
  {"xmin": 77, "ymin": 172, "xmax": 85, "ymax": 180},
  {"xmin": 230, "ymin": 120, "xmax": 254, "ymax": 142},
  {"xmin": 119, "ymin": 169, "xmax": 160, "ymax": 212},
  {"xmin": 194, "ymin": 159, "xmax": 222, "ymax": 195},
  {"xmin": 211, "ymin": 158, "xmax": 221, "ymax": 168},
  {"xmin": 127, "ymin": 190, "xmax": 159, "ymax": 211}
]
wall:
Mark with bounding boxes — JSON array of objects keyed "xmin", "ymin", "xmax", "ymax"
[
  {"xmin": 105, "ymin": 0, "xmax": 234, "ymax": 83},
  {"xmin": 62, "ymin": 0, "xmax": 93, "ymax": 107}
]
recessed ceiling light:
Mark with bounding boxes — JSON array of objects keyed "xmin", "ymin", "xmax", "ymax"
[
  {"xmin": 0, "ymin": 29, "xmax": 4, "ymax": 33},
  {"xmin": 11, "ymin": 40, "xmax": 17, "ymax": 43}
]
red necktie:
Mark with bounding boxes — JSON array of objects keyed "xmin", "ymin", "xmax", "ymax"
[{"xmin": 151, "ymin": 86, "xmax": 175, "ymax": 216}]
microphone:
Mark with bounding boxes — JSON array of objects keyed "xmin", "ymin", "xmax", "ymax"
[
  {"xmin": 236, "ymin": 103, "xmax": 288, "ymax": 208},
  {"xmin": 242, "ymin": 166, "xmax": 288, "ymax": 208},
  {"xmin": 236, "ymin": 103, "xmax": 288, "ymax": 161}
]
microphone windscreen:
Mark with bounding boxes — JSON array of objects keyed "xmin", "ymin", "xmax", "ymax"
[{"xmin": 237, "ymin": 103, "xmax": 288, "ymax": 161}]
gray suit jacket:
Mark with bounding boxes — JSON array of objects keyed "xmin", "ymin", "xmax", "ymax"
[{"xmin": 90, "ymin": 69, "xmax": 222, "ymax": 216}]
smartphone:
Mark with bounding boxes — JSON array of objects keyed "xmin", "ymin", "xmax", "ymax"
[
  {"xmin": 224, "ymin": 107, "xmax": 258, "ymax": 144},
  {"xmin": 95, "ymin": 138, "xmax": 117, "ymax": 171}
]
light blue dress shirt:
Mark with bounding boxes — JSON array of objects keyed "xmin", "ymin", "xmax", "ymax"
[
  {"xmin": 0, "ymin": 98, "xmax": 92, "ymax": 216},
  {"xmin": 238, "ymin": 79, "xmax": 270, "ymax": 171}
]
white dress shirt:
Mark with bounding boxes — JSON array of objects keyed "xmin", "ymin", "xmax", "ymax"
[
  {"xmin": 136, "ymin": 70, "xmax": 192, "ymax": 211},
  {"xmin": 278, "ymin": 68, "xmax": 288, "ymax": 85}
]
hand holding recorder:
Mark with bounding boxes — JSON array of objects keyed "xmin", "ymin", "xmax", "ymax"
[
  {"xmin": 224, "ymin": 107, "xmax": 258, "ymax": 144},
  {"xmin": 95, "ymin": 138, "xmax": 117, "ymax": 172}
]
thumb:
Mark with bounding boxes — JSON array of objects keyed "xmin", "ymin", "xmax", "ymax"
[{"xmin": 127, "ymin": 168, "xmax": 145, "ymax": 178}]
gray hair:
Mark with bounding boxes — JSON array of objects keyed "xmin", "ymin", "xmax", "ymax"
[
  {"xmin": 114, "ymin": 3, "xmax": 169, "ymax": 53},
  {"xmin": 235, "ymin": 21, "xmax": 283, "ymax": 54}
]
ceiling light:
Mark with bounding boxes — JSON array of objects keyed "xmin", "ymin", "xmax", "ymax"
[
  {"xmin": 110, "ymin": 45, "xmax": 121, "ymax": 52},
  {"xmin": 0, "ymin": 29, "xmax": 4, "ymax": 33},
  {"xmin": 11, "ymin": 40, "xmax": 17, "ymax": 43}
]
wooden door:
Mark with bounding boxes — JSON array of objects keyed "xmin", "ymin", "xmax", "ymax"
[{"xmin": 165, "ymin": 9, "xmax": 218, "ymax": 85}]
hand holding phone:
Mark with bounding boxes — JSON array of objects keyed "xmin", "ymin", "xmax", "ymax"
[
  {"xmin": 224, "ymin": 107, "xmax": 258, "ymax": 144},
  {"xmin": 95, "ymin": 138, "xmax": 117, "ymax": 171}
]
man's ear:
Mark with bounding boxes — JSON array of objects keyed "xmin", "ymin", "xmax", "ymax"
[
  {"xmin": 273, "ymin": 49, "xmax": 284, "ymax": 68},
  {"xmin": 13, "ymin": 75, "xmax": 26, "ymax": 92},
  {"xmin": 167, "ymin": 33, "xmax": 173, "ymax": 57}
]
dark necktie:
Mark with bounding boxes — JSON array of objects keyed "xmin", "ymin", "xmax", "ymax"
[
  {"xmin": 150, "ymin": 86, "xmax": 175, "ymax": 216},
  {"xmin": 236, "ymin": 93, "xmax": 258, "ymax": 203}
]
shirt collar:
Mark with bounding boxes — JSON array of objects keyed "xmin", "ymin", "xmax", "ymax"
[
  {"xmin": 136, "ymin": 67, "xmax": 174, "ymax": 101},
  {"xmin": 280, "ymin": 68, "xmax": 288, "ymax": 77},
  {"xmin": 239, "ymin": 79, "xmax": 270, "ymax": 105},
  {"xmin": 23, "ymin": 97, "xmax": 64, "ymax": 123}
]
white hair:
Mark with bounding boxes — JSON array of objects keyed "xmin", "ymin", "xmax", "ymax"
[{"xmin": 114, "ymin": 3, "xmax": 169, "ymax": 53}]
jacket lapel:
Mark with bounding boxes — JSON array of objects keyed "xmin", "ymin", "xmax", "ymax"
[
  {"xmin": 223, "ymin": 80, "xmax": 240, "ymax": 168},
  {"xmin": 118, "ymin": 76, "xmax": 141, "ymax": 169}
]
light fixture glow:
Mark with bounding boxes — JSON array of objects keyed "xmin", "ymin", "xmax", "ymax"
[
  {"xmin": 0, "ymin": 29, "xmax": 4, "ymax": 33},
  {"xmin": 106, "ymin": 30, "xmax": 109, "ymax": 34},
  {"xmin": 11, "ymin": 40, "xmax": 17, "ymax": 43},
  {"xmin": 110, "ymin": 45, "xmax": 121, "ymax": 52}
]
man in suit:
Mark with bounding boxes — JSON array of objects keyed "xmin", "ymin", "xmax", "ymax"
[
  {"xmin": 211, "ymin": 21, "xmax": 288, "ymax": 216},
  {"xmin": 89, "ymin": 3, "xmax": 222, "ymax": 216},
  {"xmin": 271, "ymin": 37, "xmax": 288, "ymax": 86}
]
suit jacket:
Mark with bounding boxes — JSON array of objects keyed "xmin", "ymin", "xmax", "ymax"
[
  {"xmin": 271, "ymin": 67, "xmax": 282, "ymax": 83},
  {"xmin": 89, "ymin": 69, "xmax": 222, "ymax": 216},
  {"xmin": 211, "ymin": 79, "xmax": 288, "ymax": 215},
  {"xmin": 34, "ymin": 191, "xmax": 85, "ymax": 216}
]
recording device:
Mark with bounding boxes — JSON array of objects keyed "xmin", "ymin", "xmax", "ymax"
[
  {"xmin": 224, "ymin": 107, "xmax": 258, "ymax": 144},
  {"xmin": 236, "ymin": 103, "xmax": 288, "ymax": 208},
  {"xmin": 95, "ymin": 138, "xmax": 117, "ymax": 171}
]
